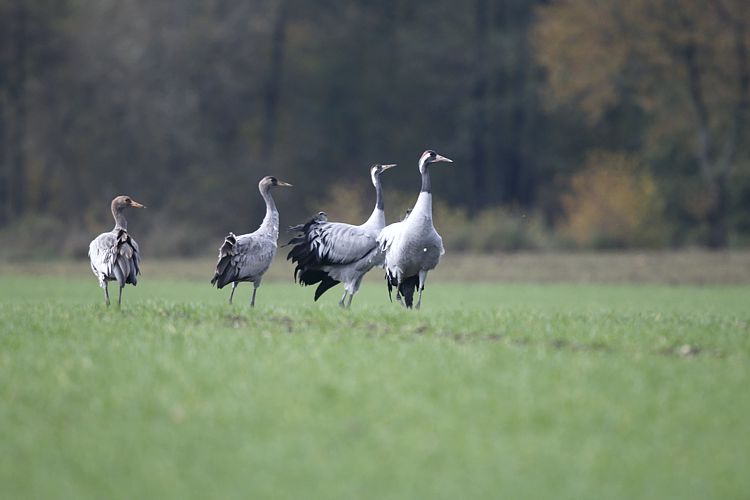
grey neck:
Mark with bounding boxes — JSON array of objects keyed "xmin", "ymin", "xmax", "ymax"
[
  {"xmin": 374, "ymin": 174, "xmax": 384, "ymax": 210},
  {"xmin": 258, "ymin": 186, "xmax": 279, "ymax": 237},
  {"xmin": 363, "ymin": 175, "xmax": 386, "ymax": 229},
  {"xmin": 112, "ymin": 209, "xmax": 127, "ymax": 231},
  {"xmin": 420, "ymin": 166, "xmax": 431, "ymax": 194}
]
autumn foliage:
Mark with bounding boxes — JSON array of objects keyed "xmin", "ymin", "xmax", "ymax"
[{"xmin": 561, "ymin": 152, "xmax": 665, "ymax": 248}]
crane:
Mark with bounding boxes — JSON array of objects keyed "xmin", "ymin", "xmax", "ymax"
[
  {"xmin": 88, "ymin": 195, "xmax": 146, "ymax": 306},
  {"xmin": 286, "ymin": 163, "xmax": 396, "ymax": 307},
  {"xmin": 377, "ymin": 150, "xmax": 453, "ymax": 309},
  {"xmin": 211, "ymin": 176, "xmax": 292, "ymax": 306}
]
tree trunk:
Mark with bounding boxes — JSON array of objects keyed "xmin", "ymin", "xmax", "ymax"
[
  {"xmin": 706, "ymin": 174, "xmax": 729, "ymax": 249},
  {"xmin": 507, "ymin": 8, "xmax": 532, "ymax": 206},
  {"xmin": 470, "ymin": 0, "xmax": 489, "ymax": 213},
  {"xmin": 8, "ymin": 0, "xmax": 28, "ymax": 218},
  {"xmin": 0, "ymin": 96, "xmax": 7, "ymax": 226},
  {"xmin": 259, "ymin": 0, "xmax": 288, "ymax": 163}
]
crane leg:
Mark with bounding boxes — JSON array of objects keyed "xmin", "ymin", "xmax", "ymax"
[
  {"xmin": 339, "ymin": 291, "xmax": 348, "ymax": 307},
  {"xmin": 250, "ymin": 283, "xmax": 259, "ymax": 307},
  {"xmin": 229, "ymin": 282, "xmax": 238, "ymax": 304},
  {"xmin": 416, "ymin": 270, "xmax": 428, "ymax": 310},
  {"xmin": 117, "ymin": 284, "xmax": 124, "ymax": 307},
  {"xmin": 346, "ymin": 293, "xmax": 354, "ymax": 308},
  {"xmin": 104, "ymin": 282, "xmax": 110, "ymax": 307}
]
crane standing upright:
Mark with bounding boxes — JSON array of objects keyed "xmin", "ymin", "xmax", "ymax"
[
  {"xmin": 286, "ymin": 163, "xmax": 396, "ymax": 307},
  {"xmin": 211, "ymin": 175, "xmax": 292, "ymax": 306},
  {"xmin": 377, "ymin": 150, "xmax": 453, "ymax": 309},
  {"xmin": 88, "ymin": 195, "xmax": 146, "ymax": 306}
]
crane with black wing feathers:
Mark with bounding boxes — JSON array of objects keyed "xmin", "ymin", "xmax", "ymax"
[{"xmin": 286, "ymin": 164, "xmax": 396, "ymax": 308}]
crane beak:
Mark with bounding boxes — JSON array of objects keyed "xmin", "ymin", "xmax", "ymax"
[
  {"xmin": 131, "ymin": 200, "xmax": 146, "ymax": 208},
  {"xmin": 381, "ymin": 164, "xmax": 397, "ymax": 171},
  {"xmin": 434, "ymin": 154, "xmax": 453, "ymax": 164},
  {"xmin": 277, "ymin": 180, "xmax": 293, "ymax": 187}
]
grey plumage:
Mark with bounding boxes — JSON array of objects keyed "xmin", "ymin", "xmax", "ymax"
[
  {"xmin": 288, "ymin": 211, "xmax": 327, "ymax": 232},
  {"xmin": 287, "ymin": 164, "xmax": 396, "ymax": 307},
  {"xmin": 211, "ymin": 175, "xmax": 292, "ymax": 306},
  {"xmin": 88, "ymin": 195, "xmax": 146, "ymax": 306},
  {"xmin": 377, "ymin": 150, "xmax": 453, "ymax": 309}
]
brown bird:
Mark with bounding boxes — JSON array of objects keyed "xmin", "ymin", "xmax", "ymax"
[{"xmin": 88, "ymin": 195, "xmax": 146, "ymax": 306}]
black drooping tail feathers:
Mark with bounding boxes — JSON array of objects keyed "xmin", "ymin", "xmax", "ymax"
[
  {"xmin": 386, "ymin": 270, "xmax": 419, "ymax": 308},
  {"xmin": 285, "ymin": 214, "xmax": 340, "ymax": 300},
  {"xmin": 211, "ymin": 232, "xmax": 238, "ymax": 289},
  {"xmin": 113, "ymin": 229, "xmax": 140, "ymax": 286}
]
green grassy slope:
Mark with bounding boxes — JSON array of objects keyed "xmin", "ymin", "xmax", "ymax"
[{"xmin": 1, "ymin": 277, "xmax": 748, "ymax": 499}]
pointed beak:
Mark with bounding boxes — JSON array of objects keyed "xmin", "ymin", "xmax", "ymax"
[
  {"xmin": 277, "ymin": 181, "xmax": 293, "ymax": 187},
  {"xmin": 381, "ymin": 164, "xmax": 397, "ymax": 171},
  {"xmin": 434, "ymin": 154, "xmax": 453, "ymax": 164},
  {"xmin": 131, "ymin": 200, "xmax": 146, "ymax": 208}
]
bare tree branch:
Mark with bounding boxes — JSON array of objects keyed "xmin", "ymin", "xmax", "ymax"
[
  {"xmin": 723, "ymin": 21, "xmax": 749, "ymax": 175},
  {"xmin": 682, "ymin": 41, "xmax": 715, "ymax": 183}
]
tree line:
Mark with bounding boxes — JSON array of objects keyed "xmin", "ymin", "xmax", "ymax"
[{"xmin": 0, "ymin": 0, "xmax": 748, "ymax": 257}]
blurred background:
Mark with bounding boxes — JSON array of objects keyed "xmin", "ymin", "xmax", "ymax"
[{"xmin": 0, "ymin": 0, "xmax": 748, "ymax": 259}]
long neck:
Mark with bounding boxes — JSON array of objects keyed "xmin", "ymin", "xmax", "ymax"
[
  {"xmin": 362, "ymin": 174, "xmax": 386, "ymax": 228},
  {"xmin": 420, "ymin": 166, "xmax": 432, "ymax": 194},
  {"xmin": 410, "ymin": 166, "xmax": 433, "ymax": 222},
  {"xmin": 112, "ymin": 208, "xmax": 127, "ymax": 231},
  {"xmin": 258, "ymin": 186, "xmax": 279, "ymax": 237}
]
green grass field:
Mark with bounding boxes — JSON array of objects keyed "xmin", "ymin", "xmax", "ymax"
[{"xmin": 1, "ymin": 270, "xmax": 749, "ymax": 499}]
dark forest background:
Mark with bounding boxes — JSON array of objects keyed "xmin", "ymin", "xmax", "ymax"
[{"xmin": 1, "ymin": 0, "xmax": 749, "ymax": 258}]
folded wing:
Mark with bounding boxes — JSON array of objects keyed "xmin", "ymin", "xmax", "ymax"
[
  {"xmin": 89, "ymin": 229, "xmax": 141, "ymax": 286},
  {"xmin": 287, "ymin": 218, "xmax": 378, "ymax": 299}
]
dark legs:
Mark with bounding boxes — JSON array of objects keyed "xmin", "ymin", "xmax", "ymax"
[
  {"xmin": 416, "ymin": 270, "xmax": 427, "ymax": 310},
  {"xmin": 250, "ymin": 282, "xmax": 259, "ymax": 307},
  {"xmin": 117, "ymin": 284, "xmax": 124, "ymax": 307},
  {"xmin": 339, "ymin": 291, "xmax": 354, "ymax": 308},
  {"xmin": 229, "ymin": 282, "xmax": 238, "ymax": 304},
  {"xmin": 103, "ymin": 282, "xmax": 110, "ymax": 306},
  {"xmin": 228, "ymin": 281, "xmax": 258, "ymax": 307}
]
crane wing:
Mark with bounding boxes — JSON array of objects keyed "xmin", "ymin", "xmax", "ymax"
[
  {"xmin": 287, "ymin": 220, "xmax": 377, "ymax": 268},
  {"xmin": 211, "ymin": 232, "xmax": 276, "ymax": 288},
  {"xmin": 376, "ymin": 221, "xmax": 404, "ymax": 253},
  {"xmin": 88, "ymin": 229, "xmax": 141, "ymax": 286}
]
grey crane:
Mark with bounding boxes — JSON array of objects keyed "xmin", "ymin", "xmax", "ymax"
[
  {"xmin": 286, "ymin": 163, "xmax": 396, "ymax": 307},
  {"xmin": 211, "ymin": 176, "xmax": 292, "ymax": 306},
  {"xmin": 88, "ymin": 195, "xmax": 146, "ymax": 306},
  {"xmin": 377, "ymin": 150, "xmax": 453, "ymax": 309}
]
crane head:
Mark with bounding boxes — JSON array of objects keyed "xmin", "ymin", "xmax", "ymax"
[
  {"xmin": 370, "ymin": 163, "xmax": 397, "ymax": 185},
  {"xmin": 260, "ymin": 176, "xmax": 293, "ymax": 190},
  {"xmin": 419, "ymin": 150, "xmax": 453, "ymax": 172},
  {"xmin": 111, "ymin": 195, "xmax": 146, "ymax": 212}
]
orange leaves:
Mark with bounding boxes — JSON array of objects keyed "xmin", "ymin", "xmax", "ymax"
[{"xmin": 561, "ymin": 151, "xmax": 666, "ymax": 248}]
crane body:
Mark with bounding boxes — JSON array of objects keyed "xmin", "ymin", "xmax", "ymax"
[
  {"xmin": 378, "ymin": 151, "xmax": 452, "ymax": 308},
  {"xmin": 88, "ymin": 196, "xmax": 145, "ymax": 306},
  {"xmin": 211, "ymin": 176, "xmax": 292, "ymax": 306},
  {"xmin": 287, "ymin": 164, "xmax": 396, "ymax": 307}
]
